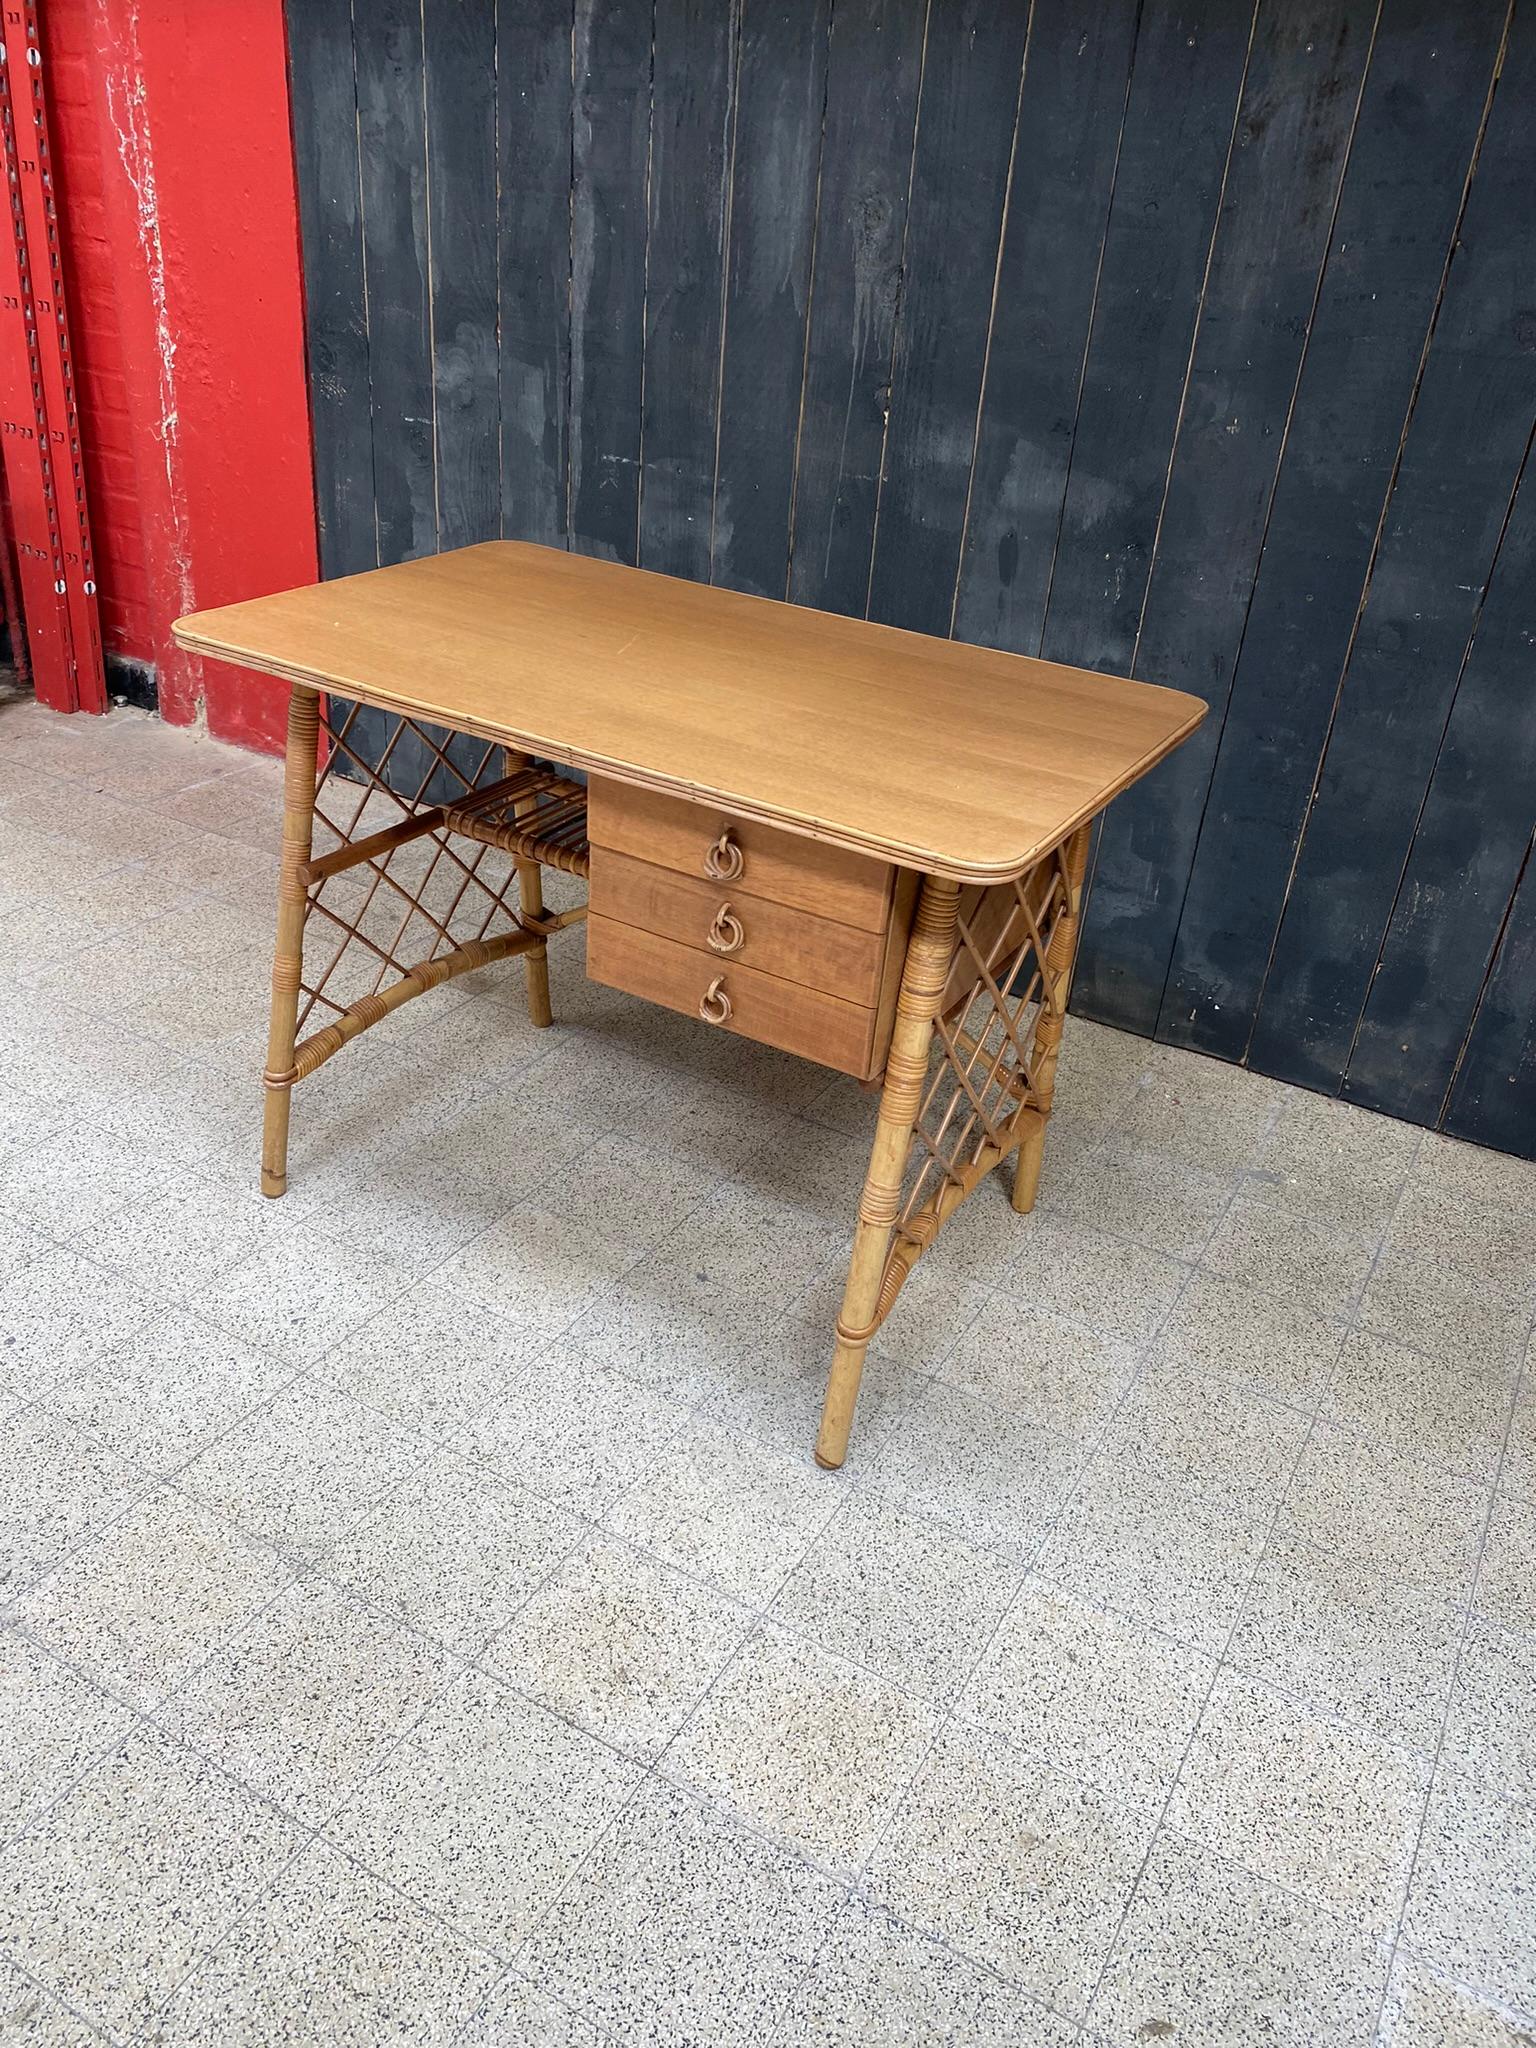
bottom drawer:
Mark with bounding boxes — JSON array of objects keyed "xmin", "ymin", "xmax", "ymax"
[{"xmin": 587, "ymin": 915, "xmax": 877, "ymax": 1077}]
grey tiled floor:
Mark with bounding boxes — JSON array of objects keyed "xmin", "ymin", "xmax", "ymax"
[{"xmin": 2, "ymin": 696, "xmax": 1535, "ymax": 2045}]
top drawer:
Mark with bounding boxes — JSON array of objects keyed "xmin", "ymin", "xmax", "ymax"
[{"xmin": 587, "ymin": 778, "xmax": 893, "ymax": 932}]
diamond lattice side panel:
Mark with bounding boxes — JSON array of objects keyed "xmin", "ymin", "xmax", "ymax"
[
  {"xmin": 894, "ymin": 842, "xmax": 1075, "ymax": 1252},
  {"xmin": 293, "ymin": 707, "xmax": 532, "ymax": 1045}
]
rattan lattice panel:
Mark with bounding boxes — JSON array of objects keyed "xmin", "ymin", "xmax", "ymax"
[{"xmin": 292, "ymin": 705, "xmax": 586, "ymax": 1066}]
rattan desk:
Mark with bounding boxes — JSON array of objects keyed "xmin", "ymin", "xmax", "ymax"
[{"xmin": 175, "ymin": 541, "xmax": 1204, "ymax": 1468}]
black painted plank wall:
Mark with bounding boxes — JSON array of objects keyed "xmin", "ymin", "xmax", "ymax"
[{"xmin": 285, "ymin": 0, "xmax": 1536, "ymax": 1161}]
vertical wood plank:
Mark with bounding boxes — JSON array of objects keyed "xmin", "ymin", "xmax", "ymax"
[
  {"xmin": 863, "ymin": 0, "xmax": 1030, "ymax": 636},
  {"xmin": 711, "ymin": 0, "xmax": 829, "ymax": 599},
  {"xmin": 637, "ymin": 0, "xmax": 736, "ymax": 581},
  {"xmin": 424, "ymin": 0, "xmax": 499, "ymax": 553},
  {"xmin": 499, "ymin": 0, "xmax": 574, "ymax": 546},
  {"xmin": 1159, "ymin": 0, "xmax": 1507, "ymax": 1063},
  {"xmin": 286, "ymin": 0, "xmax": 375, "ymax": 581},
  {"xmin": 569, "ymin": 0, "xmax": 654, "ymax": 562},
  {"xmin": 1250, "ymin": 1, "xmax": 1536, "ymax": 1093},
  {"xmin": 1073, "ymin": 0, "xmax": 1376, "ymax": 1037},
  {"xmin": 1036, "ymin": 0, "xmax": 1258, "ymax": 677},
  {"xmin": 951, "ymin": 0, "xmax": 1140, "ymax": 656},
  {"xmin": 786, "ymin": 0, "xmax": 927, "ymax": 618},
  {"xmin": 355, "ymin": 0, "xmax": 436, "ymax": 569},
  {"xmin": 1345, "ymin": 445, "xmax": 1536, "ymax": 1126},
  {"xmin": 1443, "ymin": 839, "xmax": 1536, "ymax": 1160}
]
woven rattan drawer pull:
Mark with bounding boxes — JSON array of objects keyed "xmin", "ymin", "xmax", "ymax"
[
  {"xmin": 707, "ymin": 903, "xmax": 745, "ymax": 954},
  {"xmin": 698, "ymin": 975, "xmax": 732, "ymax": 1024},
  {"xmin": 704, "ymin": 830, "xmax": 743, "ymax": 881}
]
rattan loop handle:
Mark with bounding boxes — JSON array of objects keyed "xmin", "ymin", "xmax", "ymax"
[
  {"xmin": 707, "ymin": 903, "xmax": 744, "ymax": 954},
  {"xmin": 698, "ymin": 975, "xmax": 732, "ymax": 1025},
  {"xmin": 704, "ymin": 830, "xmax": 744, "ymax": 881}
]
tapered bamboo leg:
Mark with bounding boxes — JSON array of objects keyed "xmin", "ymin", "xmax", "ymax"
[
  {"xmin": 261, "ymin": 686, "xmax": 322, "ymax": 1197},
  {"xmin": 505, "ymin": 748, "xmax": 553, "ymax": 1028},
  {"xmin": 816, "ymin": 875, "xmax": 961, "ymax": 1470},
  {"xmin": 1011, "ymin": 822, "xmax": 1092, "ymax": 1213}
]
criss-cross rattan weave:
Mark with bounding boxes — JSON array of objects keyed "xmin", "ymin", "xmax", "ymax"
[
  {"xmin": 900, "ymin": 847, "xmax": 1073, "ymax": 1241},
  {"xmin": 830, "ymin": 826, "xmax": 1091, "ymax": 1360},
  {"xmin": 272, "ymin": 698, "xmax": 587, "ymax": 1089}
]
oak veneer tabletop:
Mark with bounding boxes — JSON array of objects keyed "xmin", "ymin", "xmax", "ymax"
[{"xmin": 174, "ymin": 541, "xmax": 1205, "ymax": 883}]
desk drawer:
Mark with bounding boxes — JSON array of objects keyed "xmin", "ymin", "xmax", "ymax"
[
  {"xmin": 587, "ymin": 779, "xmax": 892, "ymax": 932},
  {"xmin": 587, "ymin": 915, "xmax": 876, "ymax": 1077},
  {"xmin": 589, "ymin": 848, "xmax": 886, "ymax": 1004}
]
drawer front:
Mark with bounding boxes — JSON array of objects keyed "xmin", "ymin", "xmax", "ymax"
[
  {"xmin": 589, "ymin": 848, "xmax": 886, "ymax": 1004},
  {"xmin": 587, "ymin": 915, "xmax": 875, "ymax": 1077},
  {"xmin": 588, "ymin": 778, "xmax": 893, "ymax": 932}
]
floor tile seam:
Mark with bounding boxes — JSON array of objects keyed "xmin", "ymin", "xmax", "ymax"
[
  {"xmin": 1034, "ymin": 1162, "xmax": 1245, "ymax": 1268},
  {"xmin": 683, "ymin": 1357, "xmax": 937, "ymax": 1471},
  {"xmin": 114, "ymin": 1780, "xmax": 502, "ymax": 2042},
  {"xmin": 1368, "ymin": 1301, "xmax": 1536, "ymax": 2040},
  {"xmin": 853, "ymin": 1811, "xmax": 1406, "ymax": 2036},
  {"xmin": 313, "ymin": 1304, "xmax": 621, "ymax": 1463},
  {"xmin": 5, "ymin": 1521, "xmax": 310, "ymax": 1740},
  {"xmin": 181, "ymin": 1492, "xmax": 901, "ymax": 1806},
  {"xmin": 0, "ymin": 1410, "xmax": 167, "ymax": 1606},
  {"xmin": 0, "ymin": 1938, "xmax": 116, "ymax": 2045},
  {"xmin": 1142, "ymin": 1818, "xmax": 1409, "ymax": 1951},
  {"xmin": 10, "ymin": 1394, "xmax": 327, "ymax": 1579},
  {"xmin": 300, "ymin": 1756, "xmax": 611, "ymax": 1972},
  {"xmin": 153, "ymin": 1401, "xmax": 446, "ymax": 1579},
  {"xmin": 615, "ymin": 1475, "xmax": 872, "ymax": 1795},
  {"xmin": 1078, "ymin": 1390, "xmax": 1338, "ymax": 2026},
  {"xmin": 1216, "ymin": 1635, "xmax": 1462, "ymax": 1774},
  {"xmin": 994, "ymin": 1201, "xmax": 1202, "ymax": 1290},
  {"xmin": 60, "ymin": 1342, "xmax": 322, "ymax": 1487},
  {"xmin": 0, "ymin": 1619, "xmax": 168, "ymax": 1860},
  {"xmin": 834, "ymin": 1231, "xmax": 1228, "ymax": 1963},
  {"xmin": 499, "ymin": 1763, "xmax": 859, "ymax": 2021},
  {"xmin": 137, "ymin": 1345, "xmax": 413, "ymax": 1508},
  {"xmin": 1075, "ymin": 1150, "xmax": 1353, "ymax": 2010},
  {"xmin": 983, "ymin": 1191, "xmax": 1236, "ymax": 1563},
  {"xmin": 24, "ymin": 941, "xmax": 271, "ymax": 1025},
  {"xmin": 1277, "ymin": 1162, "xmax": 1451, "ymax": 2042},
  {"xmin": 765, "ymin": 1827, "xmax": 1096, "ymax": 2044},
  {"xmin": 1306, "ymin": 1400, "xmax": 1514, "ymax": 1497},
  {"xmin": 0, "ymin": 1614, "xmax": 342, "ymax": 1896},
  {"xmin": 1384, "ymin": 1940, "xmax": 1536, "ymax": 2033},
  {"xmin": 438, "ymin": 1339, "xmax": 700, "ymax": 1514},
  {"xmin": 178, "ymin": 1194, "xmax": 521, "ymax": 1370},
  {"xmin": 3, "ymin": 1184, "xmax": 183, "ymax": 1263},
  {"xmin": 1202, "ymin": 1183, "xmax": 1494, "ymax": 1752},
  {"xmin": 143, "ymin": 1589, "xmax": 476, "ymax": 1836}
]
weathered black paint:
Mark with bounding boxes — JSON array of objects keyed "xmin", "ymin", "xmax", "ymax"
[{"xmin": 286, "ymin": 0, "xmax": 1536, "ymax": 1160}]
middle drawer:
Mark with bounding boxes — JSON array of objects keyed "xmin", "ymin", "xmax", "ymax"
[{"xmin": 588, "ymin": 847, "xmax": 888, "ymax": 1005}]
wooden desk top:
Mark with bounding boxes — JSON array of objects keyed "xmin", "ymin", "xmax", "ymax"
[{"xmin": 174, "ymin": 542, "xmax": 1204, "ymax": 884}]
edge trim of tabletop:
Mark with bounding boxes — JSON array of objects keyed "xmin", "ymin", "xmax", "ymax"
[{"xmin": 170, "ymin": 627, "xmax": 1208, "ymax": 885}]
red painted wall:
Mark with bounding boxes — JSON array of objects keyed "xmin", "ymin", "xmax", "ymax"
[{"xmin": 45, "ymin": 0, "xmax": 317, "ymax": 752}]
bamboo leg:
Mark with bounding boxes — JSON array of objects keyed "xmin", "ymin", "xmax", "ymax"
[
  {"xmin": 505, "ymin": 748, "xmax": 552, "ymax": 1028},
  {"xmin": 816, "ymin": 875, "xmax": 961, "ymax": 1470},
  {"xmin": 261, "ymin": 686, "xmax": 322, "ymax": 1198},
  {"xmin": 1011, "ymin": 822, "xmax": 1092, "ymax": 1213}
]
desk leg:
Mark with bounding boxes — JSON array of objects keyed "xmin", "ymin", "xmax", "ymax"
[
  {"xmin": 504, "ymin": 748, "xmax": 553, "ymax": 1028},
  {"xmin": 1011, "ymin": 821, "xmax": 1091, "ymax": 1212},
  {"xmin": 261, "ymin": 685, "xmax": 321, "ymax": 1198},
  {"xmin": 816, "ymin": 875, "xmax": 960, "ymax": 1470}
]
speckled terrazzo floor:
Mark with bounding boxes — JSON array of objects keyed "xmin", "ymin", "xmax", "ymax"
[{"xmin": 1, "ymin": 695, "xmax": 1534, "ymax": 2046}]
